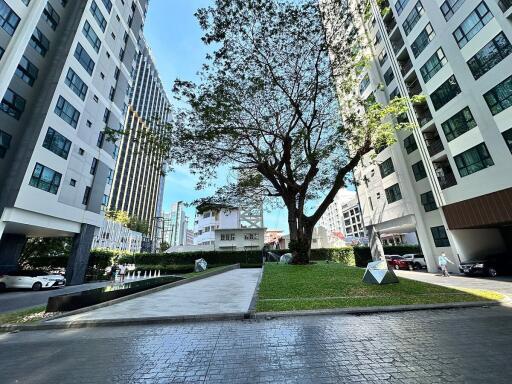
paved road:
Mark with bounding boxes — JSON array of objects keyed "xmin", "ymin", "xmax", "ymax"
[
  {"xmin": 2, "ymin": 306, "xmax": 512, "ymax": 383},
  {"xmin": 50, "ymin": 269, "xmax": 262, "ymax": 323}
]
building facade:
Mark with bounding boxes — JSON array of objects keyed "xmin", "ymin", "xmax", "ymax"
[
  {"xmin": 164, "ymin": 201, "xmax": 189, "ymax": 247},
  {"xmin": 193, "ymin": 204, "xmax": 240, "ymax": 246},
  {"xmin": 325, "ymin": 0, "xmax": 512, "ymax": 272},
  {"xmin": 0, "ymin": 0, "xmax": 147, "ymax": 283},
  {"xmin": 108, "ymin": 37, "xmax": 170, "ymax": 241},
  {"xmin": 91, "ymin": 218, "xmax": 142, "ymax": 253}
]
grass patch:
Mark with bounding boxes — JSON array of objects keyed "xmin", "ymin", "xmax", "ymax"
[
  {"xmin": 256, "ymin": 263, "xmax": 496, "ymax": 312},
  {"xmin": 0, "ymin": 306, "xmax": 47, "ymax": 325}
]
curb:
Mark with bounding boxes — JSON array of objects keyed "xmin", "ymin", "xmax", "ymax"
[{"xmin": 247, "ymin": 265, "xmax": 264, "ymax": 316}]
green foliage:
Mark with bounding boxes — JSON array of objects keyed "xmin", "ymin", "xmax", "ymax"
[
  {"xmin": 105, "ymin": 210, "xmax": 149, "ymax": 235},
  {"xmin": 18, "ymin": 237, "xmax": 72, "ymax": 270}
]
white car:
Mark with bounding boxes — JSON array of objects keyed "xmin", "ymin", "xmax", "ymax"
[
  {"xmin": 402, "ymin": 254, "xmax": 427, "ymax": 269},
  {"xmin": 0, "ymin": 271, "xmax": 66, "ymax": 291}
]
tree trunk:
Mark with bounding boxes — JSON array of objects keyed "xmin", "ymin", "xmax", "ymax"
[{"xmin": 288, "ymin": 221, "xmax": 314, "ymax": 265}]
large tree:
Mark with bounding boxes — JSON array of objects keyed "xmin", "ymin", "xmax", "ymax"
[{"xmin": 172, "ymin": 0, "xmax": 416, "ymax": 263}]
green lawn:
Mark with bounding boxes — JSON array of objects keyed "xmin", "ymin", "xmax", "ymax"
[
  {"xmin": 0, "ymin": 305, "xmax": 47, "ymax": 325},
  {"xmin": 256, "ymin": 263, "xmax": 500, "ymax": 312}
]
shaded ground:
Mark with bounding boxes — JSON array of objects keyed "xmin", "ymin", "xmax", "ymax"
[
  {"xmin": 256, "ymin": 263, "xmax": 499, "ymax": 312},
  {"xmin": 1, "ymin": 307, "xmax": 512, "ymax": 383}
]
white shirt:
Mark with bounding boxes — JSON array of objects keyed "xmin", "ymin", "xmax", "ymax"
[{"xmin": 119, "ymin": 265, "xmax": 127, "ymax": 274}]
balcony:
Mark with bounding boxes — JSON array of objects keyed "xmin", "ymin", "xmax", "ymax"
[
  {"xmin": 399, "ymin": 57, "xmax": 413, "ymax": 76},
  {"xmin": 391, "ymin": 38, "xmax": 405, "ymax": 54},
  {"xmin": 406, "ymin": 78, "xmax": 422, "ymax": 97},
  {"xmin": 424, "ymin": 130, "xmax": 444, "ymax": 157},
  {"xmin": 414, "ymin": 104, "xmax": 433, "ymax": 127}
]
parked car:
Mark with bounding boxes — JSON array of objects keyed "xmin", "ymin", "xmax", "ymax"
[
  {"xmin": 385, "ymin": 255, "xmax": 413, "ymax": 270},
  {"xmin": 459, "ymin": 254, "xmax": 512, "ymax": 277},
  {"xmin": 402, "ymin": 254, "xmax": 427, "ymax": 270},
  {"xmin": 0, "ymin": 270, "xmax": 66, "ymax": 291}
]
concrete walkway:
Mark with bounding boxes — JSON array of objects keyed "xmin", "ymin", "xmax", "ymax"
[
  {"xmin": 50, "ymin": 268, "xmax": 261, "ymax": 323},
  {"xmin": 395, "ymin": 270, "xmax": 512, "ymax": 299}
]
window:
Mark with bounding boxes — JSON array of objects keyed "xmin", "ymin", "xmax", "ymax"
[
  {"xmin": 42, "ymin": 2, "xmax": 60, "ymax": 30},
  {"xmin": 395, "ymin": 0, "xmax": 411, "ymax": 16},
  {"xmin": 412, "ymin": 161, "xmax": 427, "ymax": 181},
  {"xmin": 82, "ymin": 21, "xmax": 101, "ymax": 53},
  {"xmin": 420, "ymin": 49, "xmax": 447, "ymax": 83},
  {"xmin": 503, "ymin": 128, "xmax": 512, "ymax": 153},
  {"xmin": 441, "ymin": 107, "xmax": 476, "ymax": 142},
  {"xmin": 0, "ymin": 128, "xmax": 12, "ymax": 158},
  {"xmin": 404, "ymin": 134, "xmax": 418, "ymax": 154},
  {"xmin": 379, "ymin": 157, "xmax": 395, "ymax": 178},
  {"xmin": 454, "ymin": 143, "xmax": 494, "ymax": 177},
  {"xmin": 1, "ymin": 88, "xmax": 25, "ymax": 120},
  {"xmin": 403, "ymin": 1, "xmax": 424, "ymax": 36},
  {"xmin": 43, "ymin": 128, "xmax": 71, "ymax": 159},
  {"xmin": 82, "ymin": 186, "xmax": 91, "ymax": 205},
  {"xmin": 101, "ymin": 0, "xmax": 112, "ymax": 13},
  {"xmin": 244, "ymin": 233, "xmax": 259, "ymax": 240},
  {"xmin": 30, "ymin": 28, "xmax": 50, "ymax": 57},
  {"xmin": 97, "ymin": 131, "xmax": 105, "ymax": 148},
  {"xmin": 29, "ymin": 163, "xmax": 61, "ymax": 194},
  {"xmin": 389, "ymin": 88, "xmax": 401, "ymax": 99},
  {"xmin": 467, "ymin": 32, "xmax": 512, "ymax": 80},
  {"xmin": 109, "ymin": 86, "xmax": 115, "ymax": 101},
  {"xmin": 378, "ymin": 50, "xmax": 388, "ymax": 66},
  {"xmin": 431, "ymin": 226, "xmax": 450, "ymax": 247},
  {"xmin": 430, "ymin": 75, "xmax": 461, "ymax": 110},
  {"xmin": 411, "ymin": 23, "xmax": 435, "ymax": 58},
  {"xmin": 385, "ymin": 184, "xmax": 402, "ymax": 204},
  {"xmin": 106, "ymin": 169, "xmax": 113, "ymax": 184},
  {"xmin": 440, "ymin": 0, "xmax": 465, "ymax": 21},
  {"xmin": 0, "ymin": 45, "xmax": 4, "ymax": 59},
  {"xmin": 65, "ymin": 68, "xmax": 88, "ymax": 100},
  {"xmin": 359, "ymin": 74, "xmax": 370, "ymax": 94},
  {"xmin": 90, "ymin": 158, "xmax": 98, "ymax": 175},
  {"xmin": 220, "ymin": 233, "xmax": 236, "ymax": 241},
  {"xmin": 103, "ymin": 108, "xmax": 111, "ymax": 123},
  {"xmin": 484, "ymin": 75, "xmax": 512, "ymax": 115},
  {"xmin": 101, "ymin": 194, "xmax": 109, "ymax": 209},
  {"xmin": 374, "ymin": 31, "xmax": 382, "ymax": 47},
  {"xmin": 15, "ymin": 56, "xmax": 39, "ymax": 86},
  {"xmin": 70, "ymin": 179, "xmax": 76, "ymax": 187},
  {"xmin": 90, "ymin": 1, "xmax": 107, "ymax": 32},
  {"xmin": 74, "ymin": 43, "xmax": 95, "ymax": 75},
  {"xmin": 384, "ymin": 67, "xmax": 395, "ymax": 85},
  {"xmin": 54, "ymin": 96, "xmax": 80, "ymax": 128},
  {"xmin": 420, "ymin": 191, "xmax": 437, "ymax": 212},
  {"xmin": 112, "ymin": 144, "xmax": 119, "ymax": 160},
  {"xmin": 0, "ymin": 0, "xmax": 20, "ymax": 36},
  {"xmin": 453, "ymin": 2, "xmax": 493, "ymax": 49}
]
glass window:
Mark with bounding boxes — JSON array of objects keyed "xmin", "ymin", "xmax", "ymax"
[
  {"xmin": 420, "ymin": 49, "xmax": 447, "ymax": 83},
  {"xmin": 467, "ymin": 32, "xmax": 512, "ymax": 80},
  {"xmin": 90, "ymin": 158, "xmax": 98, "ymax": 175},
  {"xmin": 453, "ymin": 2, "xmax": 493, "ymax": 49},
  {"xmin": 15, "ymin": 56, "xmax": 39, "ymax": 86},
  {"xmin": 0, "ymin": 0, "xmax": 20, "ymax": 36},
  {"xmin": 440, "ymin": 0, "xmax": 465, "ymax": 21},
  {"xmin": 74, "ymin": 43, "xmax": 95, "ymax": 75},
  {"xmin": 0, "ymin": 128, "xmax": 12, "ymax": 158},
  {"xmin": 411, "ymin": 23, "xmax": 435, "ymax": 58},
  {"xmin": 431, "ymin": 226, "xmax": 450, "ymax": 247},
  {"xmin": 101, "ymin": 0, "xmax": 112, "ymax": 13},
  {"xmin": 378, "ymin": 50, "xmax": 388, "ymax": 66},
  {"xmin": 29, "ymin": 163, "xmax": 62, "ymax": 194},
  {"xmin": 430, "ymin": 75, "xmax": 461, "ymax": 110},
  {"xmin": 359, "ymin": 74, "xmax": 370, "ymax": 94},
  {"xmin": 403, "ymin": 1, "xmax": 424, "ymax": 36},
  {"xmin": 389, "ymin": 87, "xmax": 401, "ymax": 99},
  {"xmin": 484, "ymin": 75, "xmax": 512, "ymax": 115},
  {"xmin": 54, "ymin": 96, "xmax": 80, "ymax": 128},
  {"xmin": 384, "ymin": 67, "xmax": 395, "ymax": 85},
  {"xmin": 379, "ymin": 157, "xmax": 395, "ymax": 178},
  {"xmin": 395, "ymin": 0, "xmax": 411, "ymax": 16},
  {"xmin": 404, "ymin": 134, "xmax": 418, "ymax": 154},
  {"xmin": 412, "ymin": 161, "xmax": 427, "ymax": 181},
  {"xmin": 385, "ymin": 183, "xmax": 402, "ymax": 204},
  {"xmin": 42, "ymin": 2, "xmax": 60, "ymax": 30},
  {"xmin": 454, "ymin": 143, "xmax": 494, "ymax": 177},
  {"xmin": 421, "ymin": 191, "xmax": 437, "ymax": 212},
  {"xmin": 82, "ymin": 186, "xmax": 91, "ymax": 205},
  {"xmin": 441, "ymin": 107, "xmax": 477, "ymax": 142},
  {"xmin": 90, "ymin": 1, "xmax": 107, "ymax": 32},
  {"xmin": 43, "ymin": 127, "xmax": 71, "ymax": 159},
  {"xmin": 97, "ymin": 131, "xmax": 105, "ymax": 148},
  {"xmin": 30, "ymin": 28, "xmax": 50, "ymax": 57},
  {"xmin": 503, "ymin": 128, "xmax": 512, "ymax": 154},
  {"xmin": 1, "ymin": 88, "xmax": 26, "ymax": 120},
  {"xmin": 0, "ymin": 45, "xmax": 4, "ymax": 60},
  {"xmin": 82, "ymin": 21, "xmax": 101, "ymax": 53},
  {"xmin": 65, "ymin": 68, "xmax": 88, "ymax": 100}
]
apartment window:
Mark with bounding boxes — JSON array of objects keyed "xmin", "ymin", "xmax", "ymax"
[
  {"xmin": 384, "ymin": 67, "xmax": 395, "ymax": 85},
  {"xmin": 54, "ymin": 96, "xmax": 80, "ymax": 128},
  {"xmin": 374, "ymin": 31, "xmax": 382, "ymax": 47},
  {"xmin": 431, "ymin": 226, "xmax": 450, "ymax": 247},
  {"xmin": 0, "ymin": 129, "xmax": 12, "ymax": 158},
  {"xmin": 404, "ymin": 134, "xmax": 418, "ymax": 154},
  {"xmin": 389, "ymin": 88, "xmax": 401, "ymax": 100},
  {"xmin": 106, "ymin": 169, "xmax": 113, "ymax": 184},
  {"xmin": 1, "ymin": 88, "xmax": 25, "ymax": 120},
  {"xmin": 420, "ymin": 49, "xmax": 447, "ymax": 83},
  {"xmin": 440, "ymin": 0, "xmax": 465, "ymax": 21},
  {"xmin": 29, "ymin": 163, "xmax": 62, "ymax": 194},
  {"xmin": 97, "ymin": 131, "xmax": 105, "ymax": 148},
  {"xmin": 453, "ymin": 2, "xmax": 493, "ymax": 49},
  {"xmin": 74, "ymin": 43, "xmax": 95, "ymax": 75},
  {"xmin": 378, "ymin": 50, "xmax": 388, "ymax": 66},
  {"xmin": 30, "ymin": 28, "xmax": 50, "ymax": 57},
  {"xmin": 395, "ymin": 0, "xmax": 411, "ymax": 16},
  {"xmin": 82, "ymin": 186, "xmax": 91, "ymax": 205},
  {"xmin": 82, "ymin": 21, "xmax": 101, "ymax": 53},
  {"xmin": 441, "ymin": 107, "xmax": 476, "ymax": 142},
  {"xmin": 411, "ymin": 23, "xmax": 435, "ymax": 58},
  {"xmin": 65, "ymin": 68, "xmax": 88, "ymax": 100},
  {"xmin": 430, "ymin": 75, "xmax": 461, "ymax": 110},
  {"xmin": 109, "ymin": 86, "xmax": 116, "ymax": 101},
  {"xmin": 412, "ymin": 161, "xmax": 427, "ymax": 181},
  {"xmin": 42, "ymin": 2, "xmax": 60, "ymax": 30},
  {"xmin": 101, "ymin": 0, "xmax": 112, "ymax": 13},
  {"xmin": 0, "ymin": 0, "xmax": 20, "ymax": 36},
  {"xmin": 359, "ymin": 74, "xmax": 370, "ymax": 94},
  {"xmin": 112, "ymin": 144, "xmax": 119, "ymax": 160},
  {"xmin": 42, "ymin": 127, "xmax": 71, "ymax": 159},
  {"xmin": 15, "ymin": 56, "xmax": 39, "ymax": 86},
  {"xmin": 467, "ymin": 32, "xmax": 512, "ymax": 80},
  {"xmin": 0, "ymin": 45, "xmax": 4, "ymax": 60},
  {"xmin": 379, "ymin": 157, "xmax": 395, "ymax": 178},
  {"xmin": 403, "ymin": 1, "xmax": 424, "ymax": 36},
  {"xmin": 90, "ymin": 158, "xmax": 98, "ymax": 175},
  {"xmin": 70, "ymin": 179, "xmax": 76, "ymax": 187},
  {"xmin": 221, "ymin": 233, "xmax": 236, "ymax": 241},
  {"xmin": 90, "ymin": 1, "xmax": 107, "ymax": 32},
  {"xmin": 244, "ymin": 233, "xmax": 259, "ymax": 240},
  {"xmin": 483, "ymin": 75, "xmax": 512, "ymax": 115},
  {"xmin": 103, "ymin": 108, "xmax": 111, "ymax": 123},
  {"xmin": 420, "ymin": 191, "xmax": 437, "ymax": 212},
  {"xmin": 503, "ymin": 128, "xmax": 512, "ymax": 153},
  {"xmin": 114, "ymin": 66, "xmax": 120, "ymax": 80},
  {"xmin": 454, "ymin": 143, "xmax": 494, "ymax": 177},
  {"xmin": 385, "ymin": 184, "xmax": 402, "ymax": 204}
]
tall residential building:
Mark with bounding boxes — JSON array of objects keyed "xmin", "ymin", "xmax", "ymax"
[
  {"xmin": 0, "ymin": 0, "xmax": 147, "ymax": 283},
  {"xmin": 108, "ymin": 38, "xmax": 171, "ymax": 240},
  {"xmin": 164, "ymin": 201, "xmax": 189, "ymax": 247},
  {"xmin": 323, "ymin": 0, "xmax": 512, "ymax": 272}
]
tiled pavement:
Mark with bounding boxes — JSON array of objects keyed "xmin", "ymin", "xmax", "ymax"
[{"xmin": 2, "ymin": 306, "xmax": 512, "ymax": 383}]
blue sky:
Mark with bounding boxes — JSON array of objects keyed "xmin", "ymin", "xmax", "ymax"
[{"xmin": 144, "ymin": 0, "xmax": 290, "ymax": 232}]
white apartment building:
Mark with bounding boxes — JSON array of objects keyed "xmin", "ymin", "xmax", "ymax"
[
  {"xmin": 193, "ymin": 204, "xmax": 240, "ymax": 246},
  {"xmin": 324, "ymin": 0, "xmax": 512, "ymax": 272},
  {"xmin": 91, "ymin": 218, "xmax": 142, "ymax": 253},
  {"xmin": 163, "ymin": 201, "xmax": 189, "ymax": 247},
  {"xmin": 0, "ymin": 0, "xmax": 147, "ymax": 283}
]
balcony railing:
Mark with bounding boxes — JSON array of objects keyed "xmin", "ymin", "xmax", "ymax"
[
  {"xmin": 438, "ymin": 172, "xmax": 457, "ymax": 190},
  {"xmin": 399, "ymin": 59, "xmax": 413, "ymax": 76},
  {"xmin": 385, "ymin": 19, "xmax": 397, "ymax": 34},
  {"xmin": 499, "ymin": 0, "xmax": 512, "ymax": 12},
  {"xmin": 427, "ymin": 137, "xmax": 444, "ymax": 156},
  {"xmin": 392, "ymin": 39, "xmax": 404, "ymax": 54},
  {"xmin": 407, "ymin": 80, "xmax": 422, "ymax": 97},
  {"xmin": 415, "ymin": 108, "xmax": 433, "ymax": 127}
]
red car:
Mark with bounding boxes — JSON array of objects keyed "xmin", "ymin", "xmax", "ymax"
[{"xmin": 385, "ymin": 255, "xmax": 414, "ymax": 270}]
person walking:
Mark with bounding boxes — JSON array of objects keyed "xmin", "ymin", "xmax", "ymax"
[
  {"xmin": 438, "ymin": 252, "xmax": 454, "ymax": 277},
  {"xmin": 118, "ymin": 263, "xmax": 127, "ymax": 283},
  {"xmin": 110, "ymin": 264, "xmax": 118, "ymax": 282}
]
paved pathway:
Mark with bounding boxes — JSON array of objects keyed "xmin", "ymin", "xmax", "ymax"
[
  {"xmin": 2, "ymin": 306, "xmax": 512, "ymax": 383},
  {"xmin": 395, "ymin": 270, "xmax": 512, "ymax": 299},
  {"xmin": 50, "ymin": 269, "xmax": 261, "ymax": 322}
]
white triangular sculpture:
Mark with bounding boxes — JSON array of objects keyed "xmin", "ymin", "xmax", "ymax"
[{"xmin": 363, "ymin": 260, "xmax": 399, "ymax": 285}]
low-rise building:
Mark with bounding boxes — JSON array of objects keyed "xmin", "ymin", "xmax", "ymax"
[{"xmin": 91, "ymin": 218, "xmax": 142, "ymax": 253}]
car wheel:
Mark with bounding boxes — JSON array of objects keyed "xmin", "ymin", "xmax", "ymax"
[
  {"xmin": 487, "ymin": 268, "xmax": 497, "ymax": 278},
  {"xmin": 408, "ymin": 264, "xmax": 414, "ymax": 271},
  {"xmin": 414, "ymin": 262, "xmax": 421, "ymax": 270},
  {"xmin": 32, "ymin": 282, "xmax": 43, "ymax": 291},
  {"xmin": 0, "ymin": 282, "xmax": 6, "ymax": 291}
]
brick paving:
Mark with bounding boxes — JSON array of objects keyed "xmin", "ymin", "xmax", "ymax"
[{"xmin": 1, "ymin": 306, "xmax": 512, "ymax": 383}]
